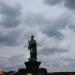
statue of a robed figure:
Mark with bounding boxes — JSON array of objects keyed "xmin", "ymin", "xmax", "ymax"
[
  {"xmin": 15, "ymin": 35, "xmax": 47, "ymax": 75},
  {"xmin": 28, "ymin": 35, "xmax": 37, "ymax": 61},
  {"xmin": 23, "ymin": 35, "xmax": 47, "ymax": 75}
]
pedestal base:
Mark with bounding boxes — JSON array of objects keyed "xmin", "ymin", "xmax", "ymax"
[
  {"xmin": 24, "ymin": 60, "xmax": 41, "ymax": 74},
  {"xmin": 16, "ymin": 60, "xmax": 47, "ymax": 75}
]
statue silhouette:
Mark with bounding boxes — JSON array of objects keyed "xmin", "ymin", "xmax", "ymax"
[{"xmin": 28, "ymin": 35, "xmax": 37, "ymax": 61}]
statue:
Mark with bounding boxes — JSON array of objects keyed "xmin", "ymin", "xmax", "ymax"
[{"xmin": 28, "ymin": 35, "xmax": 37, "ymax": 61}]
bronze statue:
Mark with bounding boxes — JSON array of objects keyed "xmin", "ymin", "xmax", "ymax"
[{"xmin": 28, "ymin": 35, "xmax": 37, "ymax": 61}]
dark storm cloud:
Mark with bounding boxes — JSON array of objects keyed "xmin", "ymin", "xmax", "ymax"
[
  {"xmin": 0, "ymin": 29, "xmax": 20, "ymax": 46},
  {"xmin": 42, "ymin": 29, "xmax": 64, "ymax": 40},
  {"xmin": 24, "ymin": 13, "xmax": 70, "ymax": 40},
  {"xmin": 44, "ymin": 0, "xmax": 62, "ymax": 5},
  {"xmin": 38, "ymin": 48, "xmax": 67, "ymax": 55},
  {"xmin": 0, "ymin": 2, "xmax": 21, "ymax": 28},
  {"xmin": 64, "ymin": 0, "xmax": 75, "ymax": 9},
  {"xmin": 69, "ymin": 24, "xmax": 75, "ymax": 31},
  {"xmin": 44, "ymin": 0, "xmax": 75, "ymax": 10},
  {"xmin": 0, "ymin": 2, "xmax": 22, "ymax": 46},
  {"xmin": 42, "ymin": 15, "xmax": 69, "ymax": 40}
]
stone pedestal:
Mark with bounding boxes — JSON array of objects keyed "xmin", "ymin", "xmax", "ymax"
[
  {"xmin": 24, "ymin": 60, "xmax": 41, "ymax": 75},
  {"xmin": 16, "ymin": 60, "xmax": 47, "ymax": 75}
]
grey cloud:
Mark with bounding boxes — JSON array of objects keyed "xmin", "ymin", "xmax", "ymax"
[
  {"xmin": 0, "ymin": 0, "xmax": 75, "ymax": 71},
  {"xmin": 5, "ymin": 65, "xmax": 25, "ymax": 71},
  {"xmin": 64, "ymin": 0, "xmax": 75, "ymax": 9},
  {"xmin": 0, "ymin": 56, "xmax": 9, "ymax": 69},
  {"xmin": 44, "ymin": 0, "xmax": 75, "ymax": 10},
  {"xmin": 24, "ymin": 13, "xmax": 50, "ymax": 27},
  {"xmin": 44, "ymin": 0, "xmax": 62, "ymax": 5},
  {"xmin": 42, "ymin": 16, "xmax": 68, "ymax": 39},
  {"xmin": 24, "ymin": 13, "xmax": 69, "ymax": 40},
  {"xmin": 0, "ymin": 2, "xmax": 21, "ymax": 28},
  {"xmin": 8, "ymin": 54, "xmax": 25, "ymax": 71},
  {"xmin": 42, "ymin": 29, "xmax": 64, "ymax": 40},
  {"xmin": 38, "ymin": 48, "xmax": 67, "ymax": 55},
  {"xmin": 9, "ymin": 54, "xmax": 25, "ymax": 64},
  {"xmin": 43, "ymin": 17, "xmax": 69, "ymax": 39},
  {"xmin": 0, "ymin": 29, "xmax": 21, "ymax": 46},
  {"xmin": 69, "ymin": 62, "xmax": 75, "ymax": 67},
  {"xmin": 0, "ymin": 56, "xmax": 25, "ymax": 71},
  {"xmin": 69, "ymin": 24, "xmax": 75, "ymax": 31}
]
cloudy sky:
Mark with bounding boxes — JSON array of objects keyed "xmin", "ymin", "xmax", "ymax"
[{"xmin": 0, "ymin": 0, "xmax": 75, "ymax": 72}]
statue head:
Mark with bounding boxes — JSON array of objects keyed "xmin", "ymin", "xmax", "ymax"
[{"xmin": 31, "ymin": 35, "xmax": 34, "ymax": 39}]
